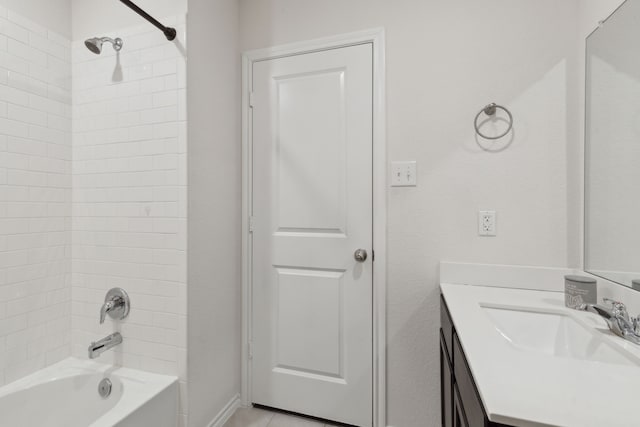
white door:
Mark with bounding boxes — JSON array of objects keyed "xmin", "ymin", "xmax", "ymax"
[{"xmin": 251, "ymin": 43, "xmax": 373, "ymax": 427}]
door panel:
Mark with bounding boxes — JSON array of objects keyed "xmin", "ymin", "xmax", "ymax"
[
  {"xmin": 275, "ymin": 267, "xmax": 344, "ymax": 377},
  {"xmin": 251, "ymin": 43, "xmax": 373, "ymax": 427},
  {"xmin": 275, "ymin": 69, "xmax": 347, "ymax": 233}
]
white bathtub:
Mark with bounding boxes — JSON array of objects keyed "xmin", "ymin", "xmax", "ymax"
[{"xmin": 0, "ymin": 357, "xmax": 178, "ymax": 427}]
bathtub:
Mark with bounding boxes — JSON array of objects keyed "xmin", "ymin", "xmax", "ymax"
[{"xmin": 0, "ymin": 357, "xmax": 178, "ymax": 427}]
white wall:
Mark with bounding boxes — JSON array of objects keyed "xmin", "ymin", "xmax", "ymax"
[
  {"xmin": 0, "ymin": 0, "xmax": 70, "ymax": 37},
  {"xmin": 579, "ymin": 0, "xmax": 625, "ymax": 38},
  {"xmin": 240, "ymin": 1, "xmax": 580, "ymax": 425},
  {"xmin": 0, "ymin": 6, "xmax": 72, "ymax": 386},
  {"xmin": 72, "ymin": 0, "xmax": 187, "ymax": 40},
  {"xmin": 70, "ymin": 14, "xmax": 188, "ymax": 426},
  {"xmin": 186, "ymin": 0, "xmax": 242, "ymax": 426}
]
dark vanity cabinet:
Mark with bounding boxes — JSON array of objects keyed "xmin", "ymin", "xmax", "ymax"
[{"xmin": 440, "ymin": 296, "xmax": 513, "ymax": 427}]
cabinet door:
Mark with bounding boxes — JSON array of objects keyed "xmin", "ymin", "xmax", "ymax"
[
  {"xmin": 441, "ymin": 296, "xmax": 453, "ymax": 356},
  {"xmin": 453, "ymin": 385, "xmax": 469, "ymax": 427},
  {"xmin": 453, "ymin": 333, "xmax": 486, "ymax": 427},
  {"xmin": 440, "ymin": 331, "xmax": 453, "ymax": 427}
]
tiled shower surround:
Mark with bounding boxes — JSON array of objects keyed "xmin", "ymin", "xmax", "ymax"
[
  {"xmin": 0, "ymin": 8, "xmax": 188, "ymax": 425},
  {"xmin": 71, "ymin": 15, "xmax": 188, "ymax": 424},
  {"xmin": 0, "ymin": 7, "xmax": 72, "ymax": 386}
]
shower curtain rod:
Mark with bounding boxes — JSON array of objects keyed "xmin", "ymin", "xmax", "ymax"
[{"xmin": 119, "ymin": 0, "xmax": 177, "ymax": 41}]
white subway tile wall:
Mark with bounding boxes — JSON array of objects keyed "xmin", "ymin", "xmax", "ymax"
[
  {"xmin": 0, "ymin": 9, "xmax": 189, "ymax": 424},
  {"xmin": 71, "ymin": 16, "xmax": 187, "ymax": 425},
  {"xmin": 0, "ymin": 7, "xmax": 73, "ymax": 386}
]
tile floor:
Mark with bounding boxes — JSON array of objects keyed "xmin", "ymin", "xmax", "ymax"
[{"xmin": 223, "ymin": 407, "xmax": 342, "ymax": 427}]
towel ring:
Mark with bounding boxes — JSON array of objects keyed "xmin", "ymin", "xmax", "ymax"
[{"xmin": 474, "ymin": 103, "xmax": 513, "ymax": 140}]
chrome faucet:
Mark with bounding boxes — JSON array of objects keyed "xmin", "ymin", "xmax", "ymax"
[
  {"xmin": 88, "ymin": 332, "xmax": 123, "ymax": 359},
  {"xmin": 580, "ymin": 298, "xmax": 640, "ymax": 345},
  {"xmin": 88, "ymin": 289, "xmax": 129, "ymax": 359},
  {"xmin": 99, "ymin": 288, "xmax": 130, "ymax": 324}
]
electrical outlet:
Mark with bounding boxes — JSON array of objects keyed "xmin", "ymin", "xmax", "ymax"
[
  {"xmin": 391, "ymin": 161, "xmax": 417, "ymax": 187},
  {"xmin": 478, "ymin": 211, "xmax": 496, "ymax": 236}
]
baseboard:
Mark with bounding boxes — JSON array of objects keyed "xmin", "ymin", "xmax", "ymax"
[{"xmin": 207, "ymin": 394, "xmax": 241, "ymax": 427}]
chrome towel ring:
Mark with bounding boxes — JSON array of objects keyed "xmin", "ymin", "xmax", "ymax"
[{"xmin": 474, "ymin": 103, "xmax": 513, "ymax": 140}]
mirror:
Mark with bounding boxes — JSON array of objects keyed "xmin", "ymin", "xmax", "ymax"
[{"xmin": 585, "ymin": 0, "xmax": 640, "ymax": 290}]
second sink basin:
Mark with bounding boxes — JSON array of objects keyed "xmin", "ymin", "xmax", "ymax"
[{"xmin": 481, "ymin": 304, "xmax": 639, "ymax": 366}]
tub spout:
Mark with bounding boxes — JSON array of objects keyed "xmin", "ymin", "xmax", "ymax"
[{"xmin": 88, "ymin": 332, "xmax": 123, "ymax": 359}]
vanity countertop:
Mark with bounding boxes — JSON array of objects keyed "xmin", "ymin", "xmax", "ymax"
[{"xmin": 441, "ymin": 282, "xmax": 640, "ymax": 427}]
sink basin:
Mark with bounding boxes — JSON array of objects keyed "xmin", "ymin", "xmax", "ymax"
[{"xmin": 481, "ymin": 304, "xmax": 639, "ymax": 366}]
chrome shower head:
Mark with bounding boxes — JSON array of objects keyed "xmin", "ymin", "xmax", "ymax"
[{"xmin": 84, "ymin": 37, "xmax": 123, "ymax": 54}]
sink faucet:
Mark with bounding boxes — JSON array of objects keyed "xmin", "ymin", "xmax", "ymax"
[
  {"xmin": 580, "ymin": 298, "xmax": 640, "ymax": 345},
  {"xmin": 88, "ymin": 332, "xmax": 123, "ymax": 359}
]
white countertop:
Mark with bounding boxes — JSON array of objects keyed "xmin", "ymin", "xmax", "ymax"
[{"xmin": 441, "ymin": 283, "xmax": 640, "ymax": 427}]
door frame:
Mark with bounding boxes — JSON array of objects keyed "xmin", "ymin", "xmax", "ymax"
[{"xmin": 241, "ymin": 28, "xmax": 387, "ymax": 427}]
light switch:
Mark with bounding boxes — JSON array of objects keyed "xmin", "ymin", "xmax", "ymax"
[{"xmin": 391, "ymin": 161, "xmax": 417, "ymax": 187}]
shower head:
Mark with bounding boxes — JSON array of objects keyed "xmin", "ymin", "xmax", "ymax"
[{"xmin": 84, "ymin": 37, "xmax": 123, "ymax": 54}]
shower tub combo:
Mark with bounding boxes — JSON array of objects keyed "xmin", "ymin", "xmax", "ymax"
[
  {"xmin": 0, "ymin": 358, "xmax": 178, "ymax": 427},
  {"xmin": 0, "ymin": 1, "xmax": 184, "ymax": 425}
]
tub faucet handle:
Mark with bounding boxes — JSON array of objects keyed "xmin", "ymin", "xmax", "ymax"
[
  {"xmin": 99, "ymin": 288, "xmax": 130, "ymax": 324},
  {"xmin": 100, "ymin": 299, "xmax": 116, "ymax": 324}
]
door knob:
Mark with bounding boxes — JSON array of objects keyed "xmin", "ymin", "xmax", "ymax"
[{"xmin": 354, "ymin": 249, "xmax": 368, "ymax": 262}]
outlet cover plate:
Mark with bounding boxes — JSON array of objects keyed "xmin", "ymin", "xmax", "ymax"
[{"xmin": 478, "ymin": 210, "xmax": 497, "ymax": 236}]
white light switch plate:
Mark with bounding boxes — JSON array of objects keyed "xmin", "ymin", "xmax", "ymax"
[{"xmin": 391, "ymin": 161, "xmax": 417, "ymax": 187}]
